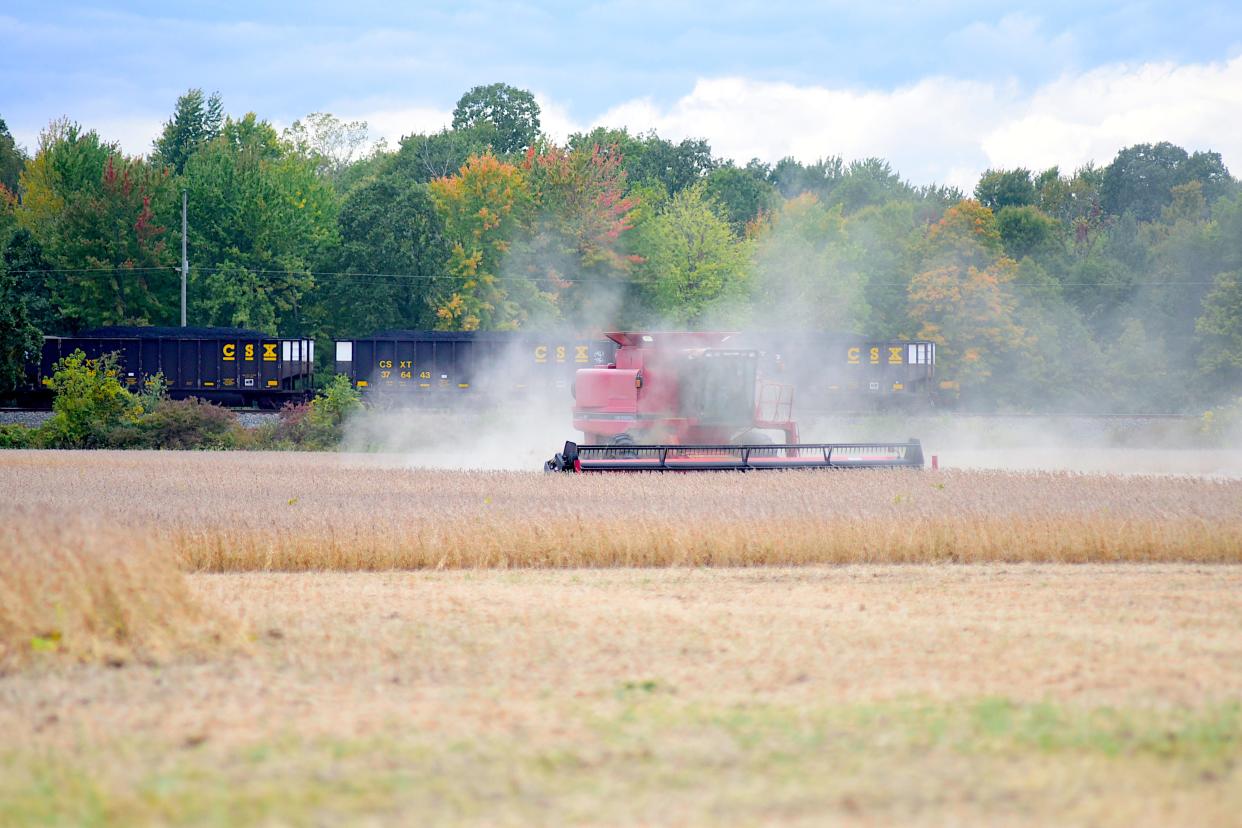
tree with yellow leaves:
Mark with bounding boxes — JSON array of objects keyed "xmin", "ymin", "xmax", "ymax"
[
  {"xmin": 908, "ymin": 200, "xmax": 1026, "ymax": 391},
  {"xmin": 427, "ymin": 153, "xmax": 540, "ymax": 330}
]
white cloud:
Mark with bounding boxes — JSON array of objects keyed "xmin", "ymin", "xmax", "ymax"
[
  {"xmin": 18, "ymin": 53, "xmax": 1242, "ymax": 194},
  {"xmin": 282, "ymin": 55, "xmax": 1242, "ymax": 190}
]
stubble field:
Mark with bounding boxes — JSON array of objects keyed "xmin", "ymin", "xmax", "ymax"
[{"xmin": 2, "ymin": 450, "xmax": 1241, "ymax": 826}]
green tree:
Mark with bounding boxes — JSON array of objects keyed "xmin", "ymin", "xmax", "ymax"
[
  {"xmin": 830, "ymin": 158, "xmax": 912, "ymax": 213},
  {"xmin": 0, "ymin": 254, "xmax": 41, "ymax": 394},
  {"xmin": 152, "ymin": 89, "xmax": 224, "ymax": 174},
  {"xmin": 704, "ymin": 164, "xmax": 778, "ymax": 234},
  {"xmin": 2, "ymin": 229, "xmax": 56, "ymax": 332},
  {"xmin": 632, "ymin": 184, "xmax": 750, "ymax": 325},
  {"xmin": 0, "ymin": 116, "xmax": 26, "ymax": 195},
  {"xmin": 750, "ymin": 193, "xmax": 867, "ymax": 331},
  {"xmin": 996, "ymin": 205, "xmax": 1062, "ymax": 260},
  {"xmin": 451, "ymin": 83, "xmax": 541, "ymax": 156},
  {"xmin": 183, "ymin": 114, "xmax": 340, "ymax": 332},
  {"xmin": 317, "ymin": 175, "xmax": 450, "ymax": 334},
  {"xmin": 1197, "ymin": 271, "xmax": 1242, "ymax": 388},
  {"xmin": 570, "ymin": 128, "xmax": 716, "ymax": 196},
  {"xmin": 390, "ymin": 125, "xmax": 497, "ymax": 184},
  {"xmin": 974, "ymin": 168, "xmax": 1037, "ymax": 213},
  {"xmin": 1099, "ymin": 142, "xmax": 1230, "ymax": 221}
]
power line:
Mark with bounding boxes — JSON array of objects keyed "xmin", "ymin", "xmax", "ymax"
[{"xmin": 6, "ymin": 264, "xmax": 1226, "ymax": 290}]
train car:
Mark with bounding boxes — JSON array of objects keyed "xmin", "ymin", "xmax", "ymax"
[
  {"xmin": 32, "ymin": 327, "xmax": 315, "ymax": 408},
  {"xmin": 334, "ymin": 331, "xmax": 616, "ymax": 402},
  {"xmin": 745, "ymin": 332, "xmax": 937, "ymax": 412}
]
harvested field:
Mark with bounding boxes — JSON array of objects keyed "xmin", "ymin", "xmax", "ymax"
[
  {"xmin": 3, "ymin": 451, "xmax": 1241, "ymax": 825},
  {"xmin": 2, "ymin": 451, "xmax": 1242, "ymax": 569},
  {"xmin": 1, "ymin": 566, "xmax": 1240, "ymax": 826}
]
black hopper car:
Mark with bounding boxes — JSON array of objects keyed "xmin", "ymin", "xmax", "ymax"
[
  {"xmin": 334, "ymin": 330, "xmax": 616, "ymax": 404},
  {"xmin": 21, "ymin": 327, "xmax": 315, "ymax": 409},
  {"xmin": 744, "ymin": 332, "xmax": 938, "ymax": 412}
]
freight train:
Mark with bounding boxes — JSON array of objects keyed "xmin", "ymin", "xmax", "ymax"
[{"xmin": 15, "ymin": 328, "xmax": 937, "ymax": 412}]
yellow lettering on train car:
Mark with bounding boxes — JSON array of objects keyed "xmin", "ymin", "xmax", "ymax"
[
  {"xmin": 534, "ymin": 345, "xmax": 548, "ymax": 363},
  {"xmin": 419, "ymin": 371, "xmax": 431, "ymax": 379},
  {"xmin": 847, "ymin": 347, "xmax": 860, "ymax": 365},
  {"xmin": 400, "ymin": 371, "xmax": 412, "ymax": 379},
  {"xmin": 378, "ymin": 360, "xmax": 393, "ymax": 369},
  {"xmin": 222, "ymin": 344, "xmax": 236, "ymax": 361},
  {"xmin": 869, "ymin": 347, "xmax": 880, "ymax": 364},
  {"xmin": 380, "ymin": 370, "xmax": 391, "ymax": 379},
  {"xmin": 575, "ymin": 345, "xmax": 589, "ymax": 363},
  {"xmin": 888, "ymin": 346, "xmax": 903, "ymax": 365},
  {"xmin": 244, "ymin": 344, "xmax": 255, "ymax": 361},
  {"xmin": 399, "ymin": 360, "xmax": 412, "ymax": 369},
  {"xmin": 555, "ymin": 345, "xmax": 566, "ymax": 363},
  {"xmin": 262, "ymin": 343, "xmax": 278, "ymax": 361}
]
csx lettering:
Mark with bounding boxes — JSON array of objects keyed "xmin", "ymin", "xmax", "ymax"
[
  {"xmin": 575, "ymin": 345, "xmax": 588, "ymax": 363},
  {"xmin": 534, "ymin": 345, "xmax": 548, "ymax": 363},
  {"xmin": 244, "ymin": 344, "xmax": 255, "ymax": 361},
  {"xmin": 870, "ymin": 347, "xmax": 880, "ymax": 364},
  {"xmin": 222, "ymin": 344, "xmax": 236, "ymax": 361},
  {"xmin": 378, "ymin": 360, "xmax": 393, "ymax": 369},
  {"xmin": 399, "ymin": 360, "xmax": 412, "ymax": 369},
  {"xmin": 555, "ymin": 345, "xmax": 566, "ymax": 362},
  {"xmin": 262, "ymin": 343, "xmax": 278, "ymax": 362},
  {"xmin": 847, "ymin": 346, "xmax": 860, "ymax": 365},
  {"xmin": 888, "ymin": 346, "xmax": 903, "ymax": 365}
]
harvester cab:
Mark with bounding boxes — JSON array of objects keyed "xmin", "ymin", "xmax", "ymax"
[{"xmin": 545, "ymin": 332, "xmax": 925, "ymax": 472}]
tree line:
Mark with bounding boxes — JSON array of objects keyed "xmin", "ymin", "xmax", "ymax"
[{"xmin": 1, "ymin": 82, "xmax": 1241, "ymax": 412}]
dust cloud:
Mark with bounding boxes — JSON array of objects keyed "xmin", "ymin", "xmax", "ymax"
[{"xmin": 800, "ymin": 413, "xmax": 1242, "ymax": 477}]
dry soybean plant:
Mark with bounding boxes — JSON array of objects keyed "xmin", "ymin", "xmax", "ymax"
[
  {"xmin": 2, "ymin": 452, "xmax": 1241, "ymax": 572},
  {"xmin": 0, "ymin": 514, "xmax": 243, "ymax": 670}
]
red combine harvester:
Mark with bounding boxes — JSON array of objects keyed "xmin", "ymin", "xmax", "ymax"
[{"xmin": 544, "ymin": 332, "xmax": 924, "ymax": 472}]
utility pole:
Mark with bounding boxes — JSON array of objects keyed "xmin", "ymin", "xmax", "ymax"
[{"xmin": 180, "ymin": 189, "xmax": 188, "ymax": 327}]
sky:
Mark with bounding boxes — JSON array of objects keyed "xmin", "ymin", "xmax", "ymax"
[{"xmin": 3, "ymin": 1, "xmax": 1242, "ymax": 189}]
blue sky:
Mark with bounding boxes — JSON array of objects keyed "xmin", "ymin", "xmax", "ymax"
[{"xmin": 3, "ymin": 1, "xmax": 1242, "ymax": 187}]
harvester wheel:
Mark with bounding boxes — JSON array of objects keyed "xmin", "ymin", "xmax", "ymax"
[
  {"xmin": 605, "ymin": 432, "xmax": 640, "ymax": 459},
  {"xmin": 738, "ymin": 430, "xmax": 778, "ymax": 457}
]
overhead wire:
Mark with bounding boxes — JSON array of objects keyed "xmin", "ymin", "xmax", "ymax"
[{"xmin": 3, "ymin": 264, "xmax": 1223, "ymax": 289}]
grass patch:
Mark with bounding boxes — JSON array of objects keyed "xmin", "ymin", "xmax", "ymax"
[{"xmin": 3, "ymin": 699, "xmax": 1238, "ymax": 826}]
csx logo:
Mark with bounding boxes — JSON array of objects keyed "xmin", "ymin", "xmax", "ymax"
[
  {"xmin": 535, "ymin": 345, "xmax": 572, "ymax": 364},
  {"xmin": 847, "ymin": 346, "xmax": 905, "ymax": 365}
]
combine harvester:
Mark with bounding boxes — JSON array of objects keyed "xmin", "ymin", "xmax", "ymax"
[{"xmin": 545, "ymin": 332, "xmax": 924, "ymax": 472}]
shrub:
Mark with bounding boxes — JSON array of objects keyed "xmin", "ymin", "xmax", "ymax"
[
  {"xmin": 304, "ymin": 374, "xmax": 362, "ymax": 449},
  {"xmin": 131, "ymin": 397, "xmax": 241, "ymax": 449},
  {"xmin": 38, "ymin": 350, "xmax": 139, "ymax": 448},
  {"xmin": 1201, "ymin": 397, "xmax": 1242, "ymax": 444},
  {"xmin": 0, "ymin": 423, "xmax": 34, "ymax": 448}
]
